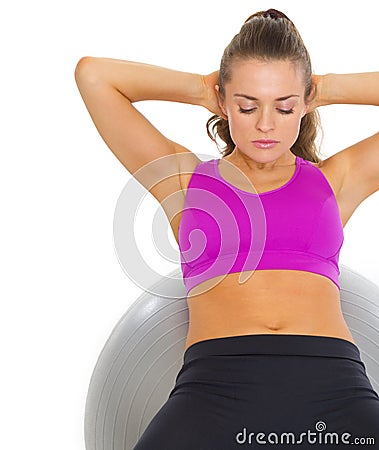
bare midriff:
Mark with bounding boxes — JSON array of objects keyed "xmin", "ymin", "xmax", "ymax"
[{"xmin": 184, "ymin": 269, "xmax": 355, "ymax": 352}]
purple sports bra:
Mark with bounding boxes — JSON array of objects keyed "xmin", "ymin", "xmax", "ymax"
[{"xmin": 178, "ymin": 155, "xmax": 344, "ymax": 295}]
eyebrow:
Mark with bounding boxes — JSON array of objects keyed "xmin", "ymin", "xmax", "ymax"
[{"xmin": 233, "ymin": 94, "xmax": 300, "ymax": 101}]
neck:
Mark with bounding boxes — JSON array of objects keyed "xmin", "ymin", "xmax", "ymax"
[{"xmin": 227, "ymin": 149, "xmax": 296, "ymax": 172}]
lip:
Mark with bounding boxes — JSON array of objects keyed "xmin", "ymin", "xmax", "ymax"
[{"xmin": 253, "ymin": 139, "xmax": 279, "ymax": 149}]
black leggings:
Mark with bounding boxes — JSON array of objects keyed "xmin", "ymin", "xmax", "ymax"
[{"xmin": 133, "ymin": 334, "xmax": 379, "ymax": 448}]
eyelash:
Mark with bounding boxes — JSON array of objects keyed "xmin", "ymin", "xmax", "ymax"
[{"xmin": 238, "ymin": 107, "xmax": 295, "ymax": 115}]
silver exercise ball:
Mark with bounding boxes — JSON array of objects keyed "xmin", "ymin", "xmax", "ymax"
[{"xmin": 84, "ymin": 264, "xmax": 379, "ymax": 450}]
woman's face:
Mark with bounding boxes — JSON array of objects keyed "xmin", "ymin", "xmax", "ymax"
[{"xmin": 217, "ymin": 58, "xmax": 311, "ymax": 162}]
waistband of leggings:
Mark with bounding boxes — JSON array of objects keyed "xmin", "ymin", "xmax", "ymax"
[{"xmin": 183, "ymin": 334, "xmax": 362, "ymax": 365}]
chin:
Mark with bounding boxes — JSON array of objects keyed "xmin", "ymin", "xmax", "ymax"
[{"xmin": 250, "ymin": 149, "xmax": 284, "ymax": 160}]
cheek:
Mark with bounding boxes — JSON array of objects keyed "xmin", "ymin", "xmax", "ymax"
[
  {"xmin": 231, "ymin": 120, "xmax": 254, "ymax": 145},
  {"xmin": 227, "ymin": 113, "xmax": 245, "ymax": 136},
  {"xmin": 228, "ymin": 111, "xmax": 253, "ymax": 130},
  {"xmin": 283, "ymin": 114, "xmax": 303, "ymax": 136},
  {"xmin": 226, "ymin": 115, "xmax": 249, "ymax": 147},
  {"xmin": 280, "ymin": 116, "xmax": 304, "ymax": 148}
]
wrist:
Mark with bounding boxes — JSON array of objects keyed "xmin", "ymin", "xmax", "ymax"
[
  {"xmin": 320, "ymin": 73, "xmax": 357, "ymax": 105},
  {"xmin": 317, "ymin": 73, "xmax": 335, "ymax": 107},
  {"xmin": 199, "ymin": 71, "xmax": 224, "ymax": 116},
  {"xmin": 194, "ymin": 74, "xmax": 209, "ymax": 108}
]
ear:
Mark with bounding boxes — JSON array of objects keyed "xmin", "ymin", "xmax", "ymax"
[
  {"xmin": 302, "ymin": 80, "xmax": 317, "ymax": 117},
  {"xmin": 302, "ymin": 103, "xmax": 311, "ymax": 118},
  {"xmin": 215, "ymin": 85, "xmax": 228, "ymax": 120}
]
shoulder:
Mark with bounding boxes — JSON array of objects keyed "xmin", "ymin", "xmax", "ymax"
[
  {"xmin": 302, "ymin": 155, "xmax": 344, "ymax": 198},
  {"xmin": 179, "ymin": 156, "xmax": 215, "ymax": 192}
]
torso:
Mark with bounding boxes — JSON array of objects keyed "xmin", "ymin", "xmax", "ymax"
[{"xmin": 161, "ymin": 153, "xmax": 359, "ymax": 352}]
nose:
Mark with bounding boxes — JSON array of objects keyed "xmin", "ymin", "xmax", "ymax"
[{"xmin": 255, "ymin": 108, "xmax": 275, "ymax": 133}]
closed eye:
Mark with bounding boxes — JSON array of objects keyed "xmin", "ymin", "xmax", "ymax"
[
  {"xmin": 277, "ymin": 108, "xmax": 295, "ymax": 115},
  {"xmin": 238, "ymin": 107, "xmax": 257, "ymax": 114},
  {"xmin": 239, "ymin": 107, "xmax": 295, "ymax": 115}
]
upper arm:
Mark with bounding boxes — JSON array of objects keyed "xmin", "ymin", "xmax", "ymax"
[
  {"xmin": 74, "ymin": 57, "xmax": 200, "ymax": 201},
  {"xmin": 336, "ymin": 131, "xmax": 379, "ymax": 202}
]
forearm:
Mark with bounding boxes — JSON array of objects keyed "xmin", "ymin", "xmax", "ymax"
[
  {"xmin": 75, "ymin": 57, "xmax": 206, "ymax": 106},
  {"xmin": 321, "ymin": 72, "xmax": 379, "ymax": 106}
]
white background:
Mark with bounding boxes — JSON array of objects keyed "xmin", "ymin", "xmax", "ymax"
[{"xmin": 1, "ymin": 1, "xmax": 379, "ymax": 449}]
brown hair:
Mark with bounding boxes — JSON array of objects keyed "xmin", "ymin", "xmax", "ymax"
[{"xmin": 206, "ymin": 9, "xmax": 323, "ymax": 163}]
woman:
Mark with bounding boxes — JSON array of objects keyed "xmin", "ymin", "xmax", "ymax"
[{"xmin": 75, "ymin": 9, "xmax": 379, "ymax": 449}]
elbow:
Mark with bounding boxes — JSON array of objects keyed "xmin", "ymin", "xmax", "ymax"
[
  {"xmin": 74, "ymin": 56, "xmax": 101, "ymax": 86},
  {"xmin": 75, "ymin": 56, "xmax": 93, "ymax": 76}
]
